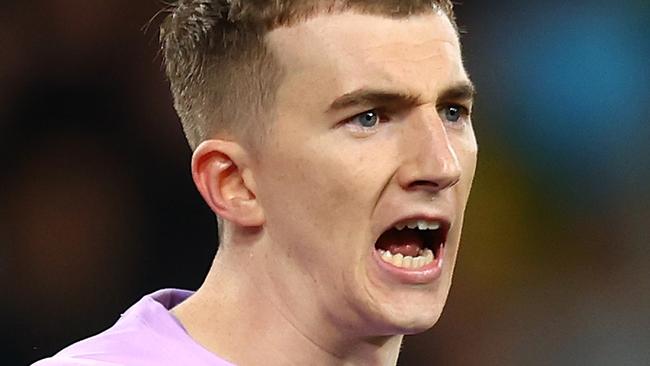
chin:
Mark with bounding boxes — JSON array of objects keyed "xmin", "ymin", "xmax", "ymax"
[
  {"xmin": 407, "ymin": 311, "xmax": 443, "ymax": 335},
  {"xmin": 366, "ymin": 298, "xmax": 446, "ymax": 336},
  {"xmin": 395, "ymin": 307, "xmax": 443, "ymax": 335},
  {"xmin": 356, "ymin": 247, "xmax": 456, "ymax": 336}
]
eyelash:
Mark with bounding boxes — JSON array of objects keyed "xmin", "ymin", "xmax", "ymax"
[
  {"xmin": 343, "ymin": 104, "xmax": 471, "ymax": 133},
  {"xmin": 344, "ymin": 109, "xmax": 389, "ymax": 132},
  {"xmin": 438, "ymin": 104, "xmax": 471, "ymax": 127}
]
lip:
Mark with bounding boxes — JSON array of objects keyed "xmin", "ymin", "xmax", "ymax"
[
  {"xmin": 370, "ymin": 213, "xmax": 452, "ymax": 284},
  {"xmin": 371, "ymin": 245, "xmax": 444, "ymax": 284},
  {"xmin": 381, "ymin": 214, "xmax": 452, "ymax": 242}
]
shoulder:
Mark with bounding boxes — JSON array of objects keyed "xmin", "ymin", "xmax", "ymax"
[
  {"xmin": 30, "ymin": 289, "xmax": 229, "ymax": 366},
  {"xmin": 31, "ymin": 356, "xmax": 119, "ymax": 366}
]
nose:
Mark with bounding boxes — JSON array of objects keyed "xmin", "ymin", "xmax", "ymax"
[{"xmin": 396, "ymin": 110, "xmax": 462, "ymax": 194}]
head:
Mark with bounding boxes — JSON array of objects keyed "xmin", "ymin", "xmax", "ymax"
[{"xmin": 161, "ymin": 0, "xmax": 476, "ymax": 338}]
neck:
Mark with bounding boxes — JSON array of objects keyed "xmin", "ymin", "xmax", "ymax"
[{"xmin": 171, "ymin": 246, "xmax": 404, "ymax": 366}]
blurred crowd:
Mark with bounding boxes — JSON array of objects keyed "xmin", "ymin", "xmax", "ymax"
[{"xmin": 1, "ymin": 1, "xmax": 648, "ymax": 365}]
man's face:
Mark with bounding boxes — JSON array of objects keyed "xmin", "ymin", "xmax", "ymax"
[{"xmin": 251, "ymin": 11, "xmax": 477, "ymax": 335}]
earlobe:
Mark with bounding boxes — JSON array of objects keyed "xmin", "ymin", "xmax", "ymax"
[{"xmin": 191, "ymin": 140, "xmax": 265, "ymax": 228}]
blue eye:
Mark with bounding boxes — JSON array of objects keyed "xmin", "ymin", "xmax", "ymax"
[
  {"xmin": 353, "ymin": 110, "xmax": 380, "ymax": 128},
  {"xmin": 441, "ymin": 105, "xmax": 468, "ymax": 123}
]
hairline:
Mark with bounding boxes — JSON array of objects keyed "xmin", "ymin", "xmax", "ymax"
[
  {"xmin": 165, "ymin": 3, "xmax": 458, "ymax": 152},
  {"xmin": 238, "ymin": 6, "xmax": 459, "ymax": 152}
]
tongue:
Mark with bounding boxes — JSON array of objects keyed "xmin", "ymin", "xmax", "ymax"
[{"xmin": 375, "ymin": 229, "xmax": 423, "ymax": 257}]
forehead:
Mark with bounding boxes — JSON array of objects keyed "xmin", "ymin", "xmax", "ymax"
[{"xmin": 266, "ymin": 11, "xmax": 467, "ymax": 111}]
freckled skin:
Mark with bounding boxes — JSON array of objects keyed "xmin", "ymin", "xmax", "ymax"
[{"xmin": 174, "ymin": 10, "xmax": 477, "ymax": 366}]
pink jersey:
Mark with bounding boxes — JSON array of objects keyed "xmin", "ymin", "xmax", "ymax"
[{"xmin": 33, "ymin": 289, "xmax": 234, "ymax": 366}]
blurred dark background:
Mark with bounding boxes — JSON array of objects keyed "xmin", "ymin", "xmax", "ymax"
[{"xmin": 2, "ymin": 1, "xmax": 648, "ymax": 365}]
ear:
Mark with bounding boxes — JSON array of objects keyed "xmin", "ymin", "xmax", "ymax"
[{"xmin": 191, "ymin": 139, "xmax": 264, "ymax": 228}]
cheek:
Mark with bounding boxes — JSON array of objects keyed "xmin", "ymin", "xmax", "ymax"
[
  {"xmin": 256, "ymin": 125, "xmax": 399, "ymax": 250},
  {"xmin": 457, "ymin": 131, "xmax": 478, "ymax": 185},
  {"xmin": 257, "ymin": 144, "xmax": 368, "ymax": 243},
  {"xmin": 301, "ymin": 156, "xmax": 378, "ymax": 226}
]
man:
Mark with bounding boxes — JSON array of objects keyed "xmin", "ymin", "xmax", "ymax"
[{"xmin": 34, "ymin": 0, "xmax": 477, "ymax": 365}]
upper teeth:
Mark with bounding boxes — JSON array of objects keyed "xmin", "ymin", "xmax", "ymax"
[{"xmin": 395, "ymin": 219, "xmax": 441, "ymax": 231}]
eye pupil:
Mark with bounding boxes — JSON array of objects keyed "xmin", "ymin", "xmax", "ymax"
[
  {"xmin": 445, "ymin": 106, "xmax": 461, "ymax": 122},
  {"xmin": 358, "ymin": 111, "xmax": 378, "ymax": 127}
]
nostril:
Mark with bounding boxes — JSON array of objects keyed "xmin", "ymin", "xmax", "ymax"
[
  {"xmin": 408, "ymin": 177, "xmax": 459, "ymax": 192},
  {"xmin": 408, "ymin": 180, "xmax": 439, "ymax": 190}
]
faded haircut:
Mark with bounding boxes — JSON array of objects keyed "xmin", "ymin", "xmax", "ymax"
[{"xmin": 160, "ymin": 0, "xmax": 458, "ymax": 150}]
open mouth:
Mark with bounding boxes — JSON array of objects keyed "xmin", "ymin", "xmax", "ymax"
[{"xmin": 374, "ymin": 219, "xmax": 449, "ymax": 270}]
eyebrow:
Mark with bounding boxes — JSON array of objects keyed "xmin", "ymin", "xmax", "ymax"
[
  {"xmin": 326, "ymin": 89, "xmax": 422, "ymax": 112},
  {"xmin": 326, "ymin": 81, "xmax": 477, "ymax": 113},
  {"xmin": 438, "ymin": 82, "xmax": 477, "ymax": 103}
]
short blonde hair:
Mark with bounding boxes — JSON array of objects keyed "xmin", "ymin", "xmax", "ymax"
[{"xmin": 160, "ymin": 0, "xmax": 457, "ymax": 150}]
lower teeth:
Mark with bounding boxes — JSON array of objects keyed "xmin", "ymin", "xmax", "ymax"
[{"xmin": 378, "ymin": 249, "xmax": 435, "ymax": 269}]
